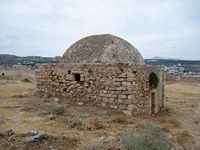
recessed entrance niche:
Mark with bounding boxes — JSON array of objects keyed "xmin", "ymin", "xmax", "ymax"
[{"xmin": 151, "ymin": 92, "xmax": 156, "ymax": 114}]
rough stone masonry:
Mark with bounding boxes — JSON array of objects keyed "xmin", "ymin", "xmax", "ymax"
[{"xmin": 36, "ymin": 34, "xmax": 165, "ymax": 116}]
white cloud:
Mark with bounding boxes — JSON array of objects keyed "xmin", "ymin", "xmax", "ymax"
[{"xmin": 0, "ymin": 0, "xmax": 199, "ymax": 59}]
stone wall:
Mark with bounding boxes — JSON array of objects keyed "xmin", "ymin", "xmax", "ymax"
[{"xmin": 36, "ymin": 63, "xmax": 164, "ymax": 116}]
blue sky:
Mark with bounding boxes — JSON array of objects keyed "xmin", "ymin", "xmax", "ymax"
[{"xmin": 0, "ymin": 0, "xmax": 200, "ymax": 60}]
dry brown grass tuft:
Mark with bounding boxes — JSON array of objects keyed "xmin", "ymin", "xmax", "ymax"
[
  {"xmin": 89, "ymin": 118, "xmax": 106, "ymax": 130},
  {"xmin": 11, "ymin": 93, "xmax": 31, "ymax": 98},
  {"xmin": 68, "ymin": 118, "xmax": 83, "ymax": 129},
  {"xmin": 67, "ymin": 137, "xmax": 79, "ymax": 148},
  {"xmin": 57, "ymin": 136, "xmax": 80, "ymax": 149},
  {"xmin": 168, "ymin": 118, "xmax": 181, "ymax": 128},
  {"xmin": 176, "ymin": 130, "xmax": 191, "ymax": 146},
  {"xmin": 113, "ymin": 115, "xmax": 129, "ymax": 124},
  {"xmin": 11, "ymin": 94, "xmax": 24, "ymax": 98},
  {"xmin": 156, "ymin": 114, "xmax": 181, "ymax": 128},
  {"xmin": 112, "ymin": 115, "xmax": 130, "ymax": 124}
]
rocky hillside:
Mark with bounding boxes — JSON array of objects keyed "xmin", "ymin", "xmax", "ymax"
[{"xmin": 0, "ymin": 54, "xmax": 61, "ymax": 67}]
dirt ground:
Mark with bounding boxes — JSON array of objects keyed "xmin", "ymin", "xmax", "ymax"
[
  {"xmin": 165, "ymin": 81, "xmax": 200, "ymax": 149},
  {"xmin": 0, "ymin": 78, "xmax": 199, "ymax": 149}
]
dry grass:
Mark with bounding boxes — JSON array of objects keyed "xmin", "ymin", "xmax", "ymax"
[
  {"xmin": 66, "ymin": 136, "xmax": 80, "ymax": 148},
  {"xmin": 165, "ymin": 81, "xmax": 200, "ymax": 148},
  {"xmin": 166, "ymin": 82, "xmax": 200, "ymax": 100},
  {"xmin": 11, "ymin": 93, "xmax": 31, "ymax": 98},
  {"xmin": 176, "ymin": 130, "xmax": 191, "ymax": 146},
  {"xmin": 156, "ymin": 115, "xmax": 181, "ymax": 128},
  {"xmin": 167, "ymin": 118, "xmax": 181, "ymax": 128},
  {"xmin": 112, "ymin": 115, "xmax": 131, "ymax": 124},
  {"xmin": 89, "ymin": 118, "xmax": 106, "ymax": 130}
]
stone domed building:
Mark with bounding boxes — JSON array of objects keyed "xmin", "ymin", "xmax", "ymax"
[
  {"xmin": 36, "ymin": 34, "xmax": 165, "ymax": 115},
  {"xmin": 62, "ymin": 34, "xmax": 144, "ymax": 65}
]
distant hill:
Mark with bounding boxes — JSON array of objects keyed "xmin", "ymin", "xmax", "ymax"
[
  {"xmin": 151, "ymin": 56, "xmax": 164, "ymax": 60},
  {"xmin": 0, "ymin": 54, "xmax": 21, "ymax": 67},
  {"xmin": 151, "ymin": 56, "xmax": 180, "ymax": 60},
  {"xmin": 0, "ymin": 54, "xmax": 61, "ymax": 67},
  {"xmin": 1, "ymin": 54, "xmax": 200, "ymax": 72},
  {"xmin": 145, "ymin": 59, "xmax": 200, "ymax": 66}
]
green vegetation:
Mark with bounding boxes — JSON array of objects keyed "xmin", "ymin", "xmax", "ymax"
[
  {"xmin": 149, "ymin": 72, "xmax": 159, "ymax": 89},
  {"xmin": 122, "ymin": 123, "xmax": 170, "ymax": 150},
  {"xmin": 49, "ymin": 105, "xmax": 65, "ymax": 115}
]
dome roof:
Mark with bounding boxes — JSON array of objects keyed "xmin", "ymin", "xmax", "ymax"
[{"xmin": 62, "ymin": 34, "xmax": 144, "ymax": 65}]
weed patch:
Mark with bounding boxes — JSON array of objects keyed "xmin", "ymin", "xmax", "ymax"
[
  {"xmin": 122, "ymin": 123, "xmax": 170, "ymax": 150},
  {"xmin": 49, "ymin": 105, "xmax": 65, "ymax": 116}
]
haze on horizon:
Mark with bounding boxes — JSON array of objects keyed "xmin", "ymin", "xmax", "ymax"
[{"xmin": 0, "ymin": 0, "xmax": 200, "ymax": 60}]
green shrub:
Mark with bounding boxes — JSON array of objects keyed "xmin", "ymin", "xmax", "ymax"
[
  {"xmin": 149, "ymin": 72, "xmax": 159, "ymax": 89},
  {"xmin": 122, "ymin": 123, "xmax": 170, "ymax": 150},
  {"xmin": 49, "ymin": 105, "xmax": 65, "ymax": 115}
]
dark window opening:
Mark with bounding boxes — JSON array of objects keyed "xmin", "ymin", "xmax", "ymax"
[
  {"xmin": 68, "ymin": 70, "xmax": 71, "ymax": 74},
  {"xmin": 63, "ymin": 88, "xmax": 67, "ymax": 92},
  {"xmin": 151, "ymin": 92, "xmax": 156, "ymax": 114},
  {"xmin": 133, "ymin": 70, "xmax": 137, "ymax": 74},
  {"xmin": 2, "ymin": 73, "xmax": 5, "ymax": 76},
  {"xmin": 88, "ymin": 69, "xmax": 92, "ymax": 73},
  {"xmin": 74, "ymin": 74, "xmax": 81, "ymax": 81}
]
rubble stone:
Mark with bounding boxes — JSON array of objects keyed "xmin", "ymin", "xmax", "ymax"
[
  {"xmin": 2, "ymin": 129, "xmax": 14, "ymax": 137},
  {"xmin": 25, "ymin": 131, "xmax": 48, "ymax": 143}
]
